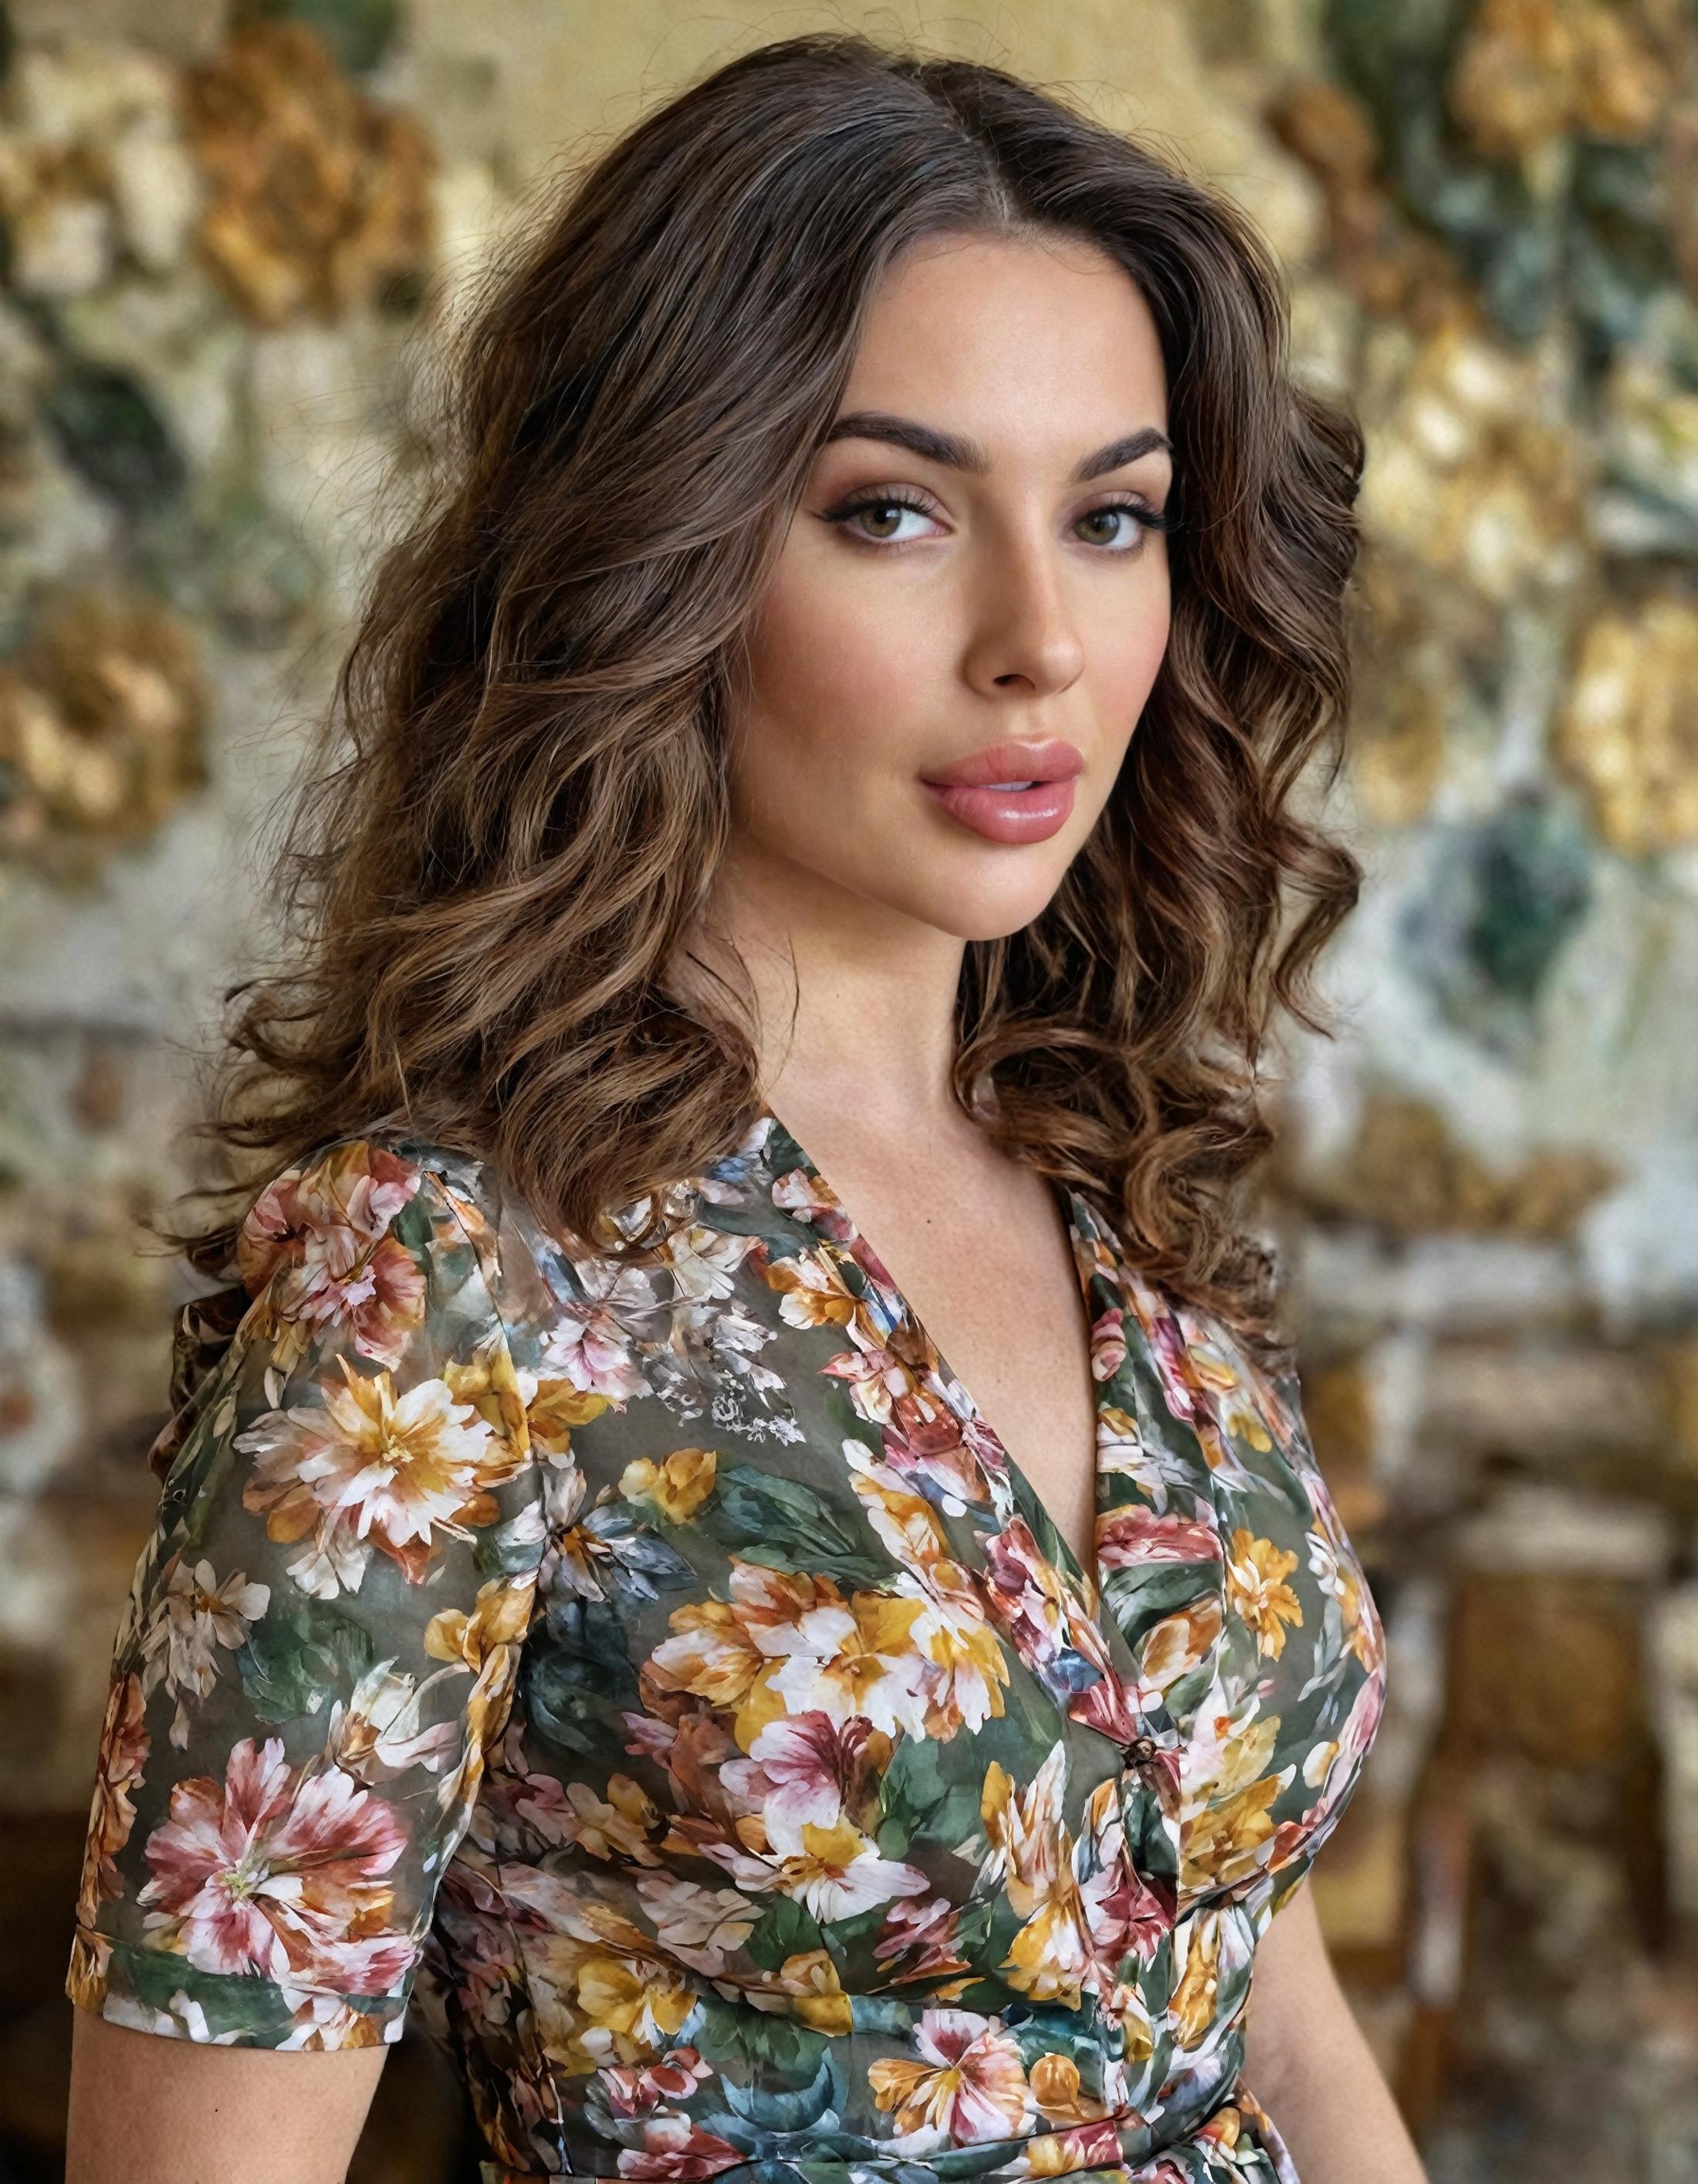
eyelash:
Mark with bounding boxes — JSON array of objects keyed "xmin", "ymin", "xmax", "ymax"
[{"xmin": 820, "ymin": 488, "xmax": 1177, "ymax": 552}]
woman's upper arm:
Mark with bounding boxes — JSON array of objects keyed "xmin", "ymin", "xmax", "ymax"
[
  {"xmin": 63, "ymin": 1135, "xmax": 548, "ymax": 2182},
  {"xmin": 69, "ymin": 2005, "xmax": 388, "ymax": 2184}
]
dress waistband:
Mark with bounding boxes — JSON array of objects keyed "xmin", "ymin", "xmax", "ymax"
[{"xmin": 475, "ymin": 2091, "xmax": 1297, "ymax": 2184}]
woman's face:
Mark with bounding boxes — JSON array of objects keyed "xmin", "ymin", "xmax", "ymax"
[{"xmin": 724, "ymin": 227, "xmax": 1172, "ymax": 946}]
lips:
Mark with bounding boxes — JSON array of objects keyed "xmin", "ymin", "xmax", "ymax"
[
  {"xmin": 920, "ymin": 738, "xmax": 1085, "ymax": 790},
  {"xmin": 918, "ymin": 739, "xmax": 1084, "ymax": 847}
]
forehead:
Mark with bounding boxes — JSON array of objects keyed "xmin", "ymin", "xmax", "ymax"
[{"xmin": 834, "ymin": 230, "xmax": 1170, "ymax": 454}]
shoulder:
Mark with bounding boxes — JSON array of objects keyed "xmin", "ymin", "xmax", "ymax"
[{"xmin": 229, "ymin": 1127, "xmax": 563, "ymax": 1370}]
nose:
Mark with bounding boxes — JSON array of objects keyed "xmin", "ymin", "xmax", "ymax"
[{"xmin": 960, "ymin": 526, "xmax": 1087, "ymax": 702}]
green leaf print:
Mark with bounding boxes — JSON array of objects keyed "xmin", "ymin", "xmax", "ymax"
[
  {"xmin": 715, "ymin": 2050, "xmax": 842, "ymax": 2132},
  {"xmin": 235, "ymin": 1597, "xmax": 377, "ymax": 1723},
  {"xmin": 701, "ymin": 1465, "xmax": 874, "ymax": 1563},
  {"xmin": 874, "ymin": 1733, "xmax": 983, "ymax": 1856},
  {"xmin": 120, "ymin": 1941, "xmax": 299, "ymax": 2043},
  {"xmin": 688, "ymin": 1992, "xmax": 830, "ymax": 2087},
  {"xmin": 746, "ymin": 1896, "xmax": 825, "ymax": 1969}
]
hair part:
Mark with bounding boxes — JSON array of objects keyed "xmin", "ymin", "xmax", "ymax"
[{"xmin": 157, "ymin": 29, "xmax": 1365, "ymax": 1364}]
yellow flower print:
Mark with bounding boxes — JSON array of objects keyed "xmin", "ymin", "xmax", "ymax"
[
  {"xmin": 909, "ymin": 1578, "xmax": 1010, "ymax": 1739},
  {"xmin": 445, "ymin": 1332, "xmax": 535, "ymax": 1463},
  {"xmin": 557, "ymin": 1775, "xmax": 665, "ymax": 1864},
  {"xmin": 1180, "ymin": 1711, "xmax": 1290, "ymax": 1892},
  {"xmin": 647, "ymin": 1599, "xmax": 766, "ymax": 1712},
  {"xmin": 1199, "ymin": 2101, "xmax": 1246, "ymax": 2147},
  {"xmin": 772, "ymin": 1818, "xmax": 928, "ymax": 1922},
  {"xmin": 1170, "ymin": 1909, "xmax": 1222, "ymax": 2047},
  {"xmin": 1016, "ymin": 2122, "xmax": 1113, "ymax": 2175},
  {"xmin": 765, "ymin": 1948, "xmax": 853, "ymax": 2033},
  {"xmin": 980, "ymin": 1751, "xmax": 1091, "ymax": 2006},
  {"xmin": 1224, "ymin": 1528, "xmax": 1303, "ymax": 1657},
  {"xmin": 1107, "ymin": 1976, "xmax": 1155, "ymax": 2064},
  {"xmin": 524, "ymin": 1375, "xmax": 614, "ymax": 1461},
  {"xmin": 979, "ymin": 1750, "xmax": 1068, "ymax": 1917},
  {"xmin": 620, "ymin": 1446, "xmax": 718, "ymax": 1522},
  {"xmin": 765, "ymin": 1246, "xmax": 859, "ymax": 1328},
  {"xmin": 238, "ymin": 1343, "xmax": 530, "ymax": 1599},
  {"xmin": 1182, "ymin": 1775, "xmax": 1284, "ymax": 1894},
  {"xmin": 766, "ymin": 1592, "xmax": 932, "ymax": 1741},
  {"xmin": 1186, "ymin": 1340, "xmax": 1274, "ymax": 1454},
  {"xmin": 1028, "ymin": 2052, "xmax": 1106, "ymax": 2125},
  {"xmin": 573, "ymin": 1950, "xmax": 695, "ymax": 2057},
  {"xmin": 424, "ymin": 1572, "xmax": 536, "ymax": 1669},
  {"xmin": 65, "ymin": 1116, "xmax": 1392, "ymax": 2144},
  {"xmin": 1138, "ymin": 1596, "xmax": 1224, "ymax": 1693},
  {"xmin": 1003, "ymin": 1875, "xmax": 1094, "ymax": 2006}
]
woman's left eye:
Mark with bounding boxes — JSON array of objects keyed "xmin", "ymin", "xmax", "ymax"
[{"xmin": 1075, "ymin": 501, "xmax": 1165, "ymax": 550}]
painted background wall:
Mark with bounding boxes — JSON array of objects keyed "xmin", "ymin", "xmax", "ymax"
[{"xmin": 2, "ymin": 2, "xmax": 1696, "ymax": 2176}]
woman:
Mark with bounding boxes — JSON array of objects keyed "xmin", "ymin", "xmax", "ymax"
[{"xmin": 63, "ymin": 31, "xmax": 1426, "ymax": 2184}]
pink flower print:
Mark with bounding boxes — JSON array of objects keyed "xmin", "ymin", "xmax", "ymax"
[
  {"xmin": 537, "ymin": 1266, "xmax": 655, "ymax": 1402},
  {"xmin": 599, "ymin": 2045, "xmax": 712, "ymax": 2118},
  {"xmin": 983, "ymin": 1518, "xmax": 1073, "ymax": 1670},
  {"xmin": 1064, "ymin": 1666, "xmax": 1156, "ymax": 1749},
  {"xmin": 617, "ymin": 2115, "xmax": 745, "ymax": 2180},
  {"xmin": 719, "ymin": 1711, "xmax": 882, "ymax": 1850},
  {"xmin": 1095, "ymin": 1505, "xmax": 1222, "ymax": 1571},
  {"xmin": 867, "ymin": 2006, "xmax": 1032, "ymax": 2142},
  {"xmin": 770, "ymin": 1160, "xmax": 857, "ymax": 1247},
  {"xmin": 238, "ymin": 1141, "xmax": 428, "ymax": 1373},
  {"xmin": 1121, "ymin": 1281, "xmax": 1196, "ymax": 1418},
  {"xmin": 1091, "ymin": 1857, "xmax": 1172, "ymax": 1972},
  {"xmin": 1087, "ymin": 1301, "xmax": 1127, "ymax": 1384},
  {"xmin": 872, "ymin": 1894, "xmax": 970, "ymax": 1983},
  {"xmin": 137, "ymin": 1735, "xmax": 414, "ymax": 1998},
  {"xmin": 878, "ymin": 1402, "xmax": 991, "ymax": 1508},
  {"xmin": 279, "ymin": 1993, "xmax": 398, "ymax": 2050},
  {"xmin": 432, "ymin": 1859, "xmax": 529, "ymax": 2026}
]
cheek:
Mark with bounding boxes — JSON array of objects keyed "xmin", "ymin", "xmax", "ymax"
[
  {"xmin": 1094, "ymin": 576, "xmax": 1171, "ymax": 747},
  {"xmin": 733, "ymin": 554, "xmax": 935, "ymax": 810}
]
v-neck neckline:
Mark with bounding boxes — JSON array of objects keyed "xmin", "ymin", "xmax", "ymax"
[{"xmin": 755, "ymin": 1099, "xmax": 1123, "ymax": 1598}]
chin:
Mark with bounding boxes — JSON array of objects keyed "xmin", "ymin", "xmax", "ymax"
[{"xmin": 869, "ymin": 867, "xmax": 1073, "ymax": 943}]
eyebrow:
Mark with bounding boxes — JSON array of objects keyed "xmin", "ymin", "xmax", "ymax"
[{"xmin": 818, "ymin": 410, "xmax": 1174, "ymax": 484}]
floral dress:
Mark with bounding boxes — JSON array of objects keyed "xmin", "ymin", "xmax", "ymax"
[{"xmin": 66, "ymin": 1111, "xmax": 1387, "ymax": 2184}]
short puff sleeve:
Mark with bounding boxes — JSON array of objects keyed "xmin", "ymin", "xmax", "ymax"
[{"xmin": 65, "ymin": 1134, "xmax": 548, "ymax": 2050}]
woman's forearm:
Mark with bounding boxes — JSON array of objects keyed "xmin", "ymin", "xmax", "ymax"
[
  {"xmin": 1240, "ymin": 1882, "xmax": 1429, "ymax": 2184},
  {"xmin": 1251, "ymin": 1995, "xmax": 1430, "ymax": 2184}
]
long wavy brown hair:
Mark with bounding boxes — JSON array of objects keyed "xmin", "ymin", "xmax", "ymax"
[{"xmin": 156, "ymin": 29, "xmax": 1365, "ymax": 1362}]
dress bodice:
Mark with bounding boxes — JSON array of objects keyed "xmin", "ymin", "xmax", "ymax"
[{"xmin": 66, "ymin": 1114, "xmax": 1386, "ymax": 2184}]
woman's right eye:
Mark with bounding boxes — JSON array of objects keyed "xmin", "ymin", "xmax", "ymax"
[{"xmin": 820, "ymin": 493, "xmax": 943, "ymax": 546}]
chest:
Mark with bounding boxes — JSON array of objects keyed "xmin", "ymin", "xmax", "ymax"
[{"xmin": 813, "ymin": 1158, "xmax": 1103, "ymax": 1576}]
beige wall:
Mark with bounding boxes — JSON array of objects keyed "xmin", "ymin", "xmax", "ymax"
[{"xmin": 3, "ymin": 4, "xmax": 1697, "ymax": 2175}]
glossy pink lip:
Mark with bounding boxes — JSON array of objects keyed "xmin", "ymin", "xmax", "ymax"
[
  {"xmin": 919, "ymin": 739, "xmax": 1084, "ymax": 845},
  {"xmin": 920, "ymin": 738, "xmax": 1085, "ymax": 789}
]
